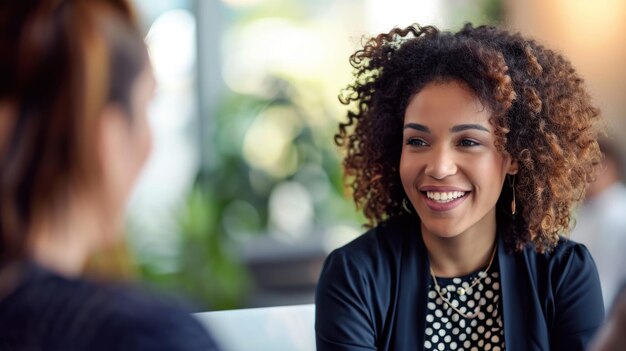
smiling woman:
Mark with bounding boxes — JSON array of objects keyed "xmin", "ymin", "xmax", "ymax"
[
  {"xmin": 401, "ymin": 81, "xmax": 516, "ymax": 252},
  {"xmin": 316, "ymin": 24, "xmax": 604, "ymax": 351}
]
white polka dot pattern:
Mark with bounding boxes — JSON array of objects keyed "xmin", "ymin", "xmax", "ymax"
[{"xmin": 424, "ymin": 260, "xmax": 505, "ymax": 351}]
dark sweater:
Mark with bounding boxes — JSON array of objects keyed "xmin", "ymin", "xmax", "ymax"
[{"xmin": 0, "ymin": 262, "xmax": 219, "ymax": 351}]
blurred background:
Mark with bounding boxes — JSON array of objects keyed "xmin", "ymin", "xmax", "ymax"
[{"xmin": 86, "ymin": 0, "xmax": 626, "ymax": 311}]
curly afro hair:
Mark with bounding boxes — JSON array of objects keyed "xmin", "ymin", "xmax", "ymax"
[{"xmin": 336, "ymin": 23, "xmax": 602, "ymax": 253}]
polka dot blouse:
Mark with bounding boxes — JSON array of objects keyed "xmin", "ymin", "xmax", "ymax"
[{"xmin": 424, "ymin": 257, "xmax": 504, "ymax": 351}]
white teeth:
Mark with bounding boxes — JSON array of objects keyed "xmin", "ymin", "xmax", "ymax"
[{"xmin": 426, "ymin": 191, "xmax": 466, "ymax": 202}]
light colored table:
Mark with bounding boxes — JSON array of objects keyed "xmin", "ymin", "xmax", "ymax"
[{"xmin": 195, "ymin": 304, "xmax": 315, "ymax": 351}]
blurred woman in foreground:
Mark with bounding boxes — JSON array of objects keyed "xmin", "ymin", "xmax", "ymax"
[{"xmin": 0, "ymin": 0, "xmax": 218, "ymax": 349}]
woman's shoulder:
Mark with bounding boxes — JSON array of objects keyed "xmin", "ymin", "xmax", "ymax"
[
  {"xmin": 319, "ymin": 216, "xmax": 423, "ymax": 289},
  {"xmin": 0, "ymin": 263, "xmax": 219, "ymax": 350},
  {"xmin": 519, "ymin": 236, "xmax": 594, "ymax": 264},
  {"xmin": 73, "ymin": 273, "xmax": 220, "ymax": 350},
  {"xmin": 517, "ymin": 236, "xmax": 601, "ymax": 294},
  {"xmin": 514, "ymin": 236, "xmax": 598, "ymax": 275},
  {"xmin": 515, "ymin": 237, "xmax": 605, "ymax": 344},
  {"xmin": 104, "ymin": 284, "xmax": 219, "ymax": 350},
  {"xmin": 330, "ymin": 215, "xmax": 421, "ymax": 265}
]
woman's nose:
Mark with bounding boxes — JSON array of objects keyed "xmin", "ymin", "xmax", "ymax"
[{"xmin": 424, "ymin": 145, "xmax": 457, "ymax": 180}]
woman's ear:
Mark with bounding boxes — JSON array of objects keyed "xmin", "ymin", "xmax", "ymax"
[
  {"xmin": 508, "ymin": 158, "xmax": 519, "ymax": 175},
  {"xmin": 97, "ymin": 100, "xmax": 151, "ymax": 201},
  {"xmin": 509, "ymin": 159, "xmax": 519, "ymax": 174},
  {"xmin": 97, "ymin": 104, "xmax": 128, "ymax": 172},
  {"xmin": 90, "ymin": 104, "xmax": 130, "ymax": 247},
  {"xmin": 96, "ymin": 102, "xmax": 140, "ymax": 210}
]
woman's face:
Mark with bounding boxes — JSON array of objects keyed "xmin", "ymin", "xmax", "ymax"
[
  {"xmin": 125, "ymin": 64, "xmax": 155, "ymax": 185},
  {"xmin": 99, "ymin": 62, "xmax": 155, "ymax": 240},
  {"xmin": 400, "ymin": 80, "xmax": 517, "ymax": 239}
]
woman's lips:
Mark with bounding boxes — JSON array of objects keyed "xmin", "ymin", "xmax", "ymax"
[{"xmin": 420, "ymin": 191, "xmax": 469, "ymax": 212}]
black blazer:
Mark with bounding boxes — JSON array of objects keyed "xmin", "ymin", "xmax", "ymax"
[{"xmin": 315, "ymin": 216, "xmax": 604, "ymax": 350}]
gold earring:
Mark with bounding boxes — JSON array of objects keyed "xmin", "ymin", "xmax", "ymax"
[
  {"xmin": 508, "ymin": 175, "xmax": 516, "ymax": 215},
  {"xmin": 402, "ymin": 197, "xmax": 413, "ymax": 213}
]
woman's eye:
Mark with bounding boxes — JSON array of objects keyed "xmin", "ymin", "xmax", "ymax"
[
  {"xmin": 459, "ymin": 139, "xmax": 480, "ymax": 147},
  {"xmin": 407, "ymin": 138, "xmax": 428, "ymax": 147}
]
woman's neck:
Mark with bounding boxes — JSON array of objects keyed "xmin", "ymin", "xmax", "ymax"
[
  {"xmin": 422, "ymin": 219, "xmax": 498, "ymax": 278},
  {"xmin": 28, "ymin": 197, "xmax": 103, "ymax": 278},
  {"xmin": 30, "ymin": 228, "xmax": 90, "ymax": 277}
]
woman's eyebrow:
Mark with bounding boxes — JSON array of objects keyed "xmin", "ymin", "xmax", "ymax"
[
  {"xmin": 403, "ymin": 123, "xmax": 430, "ymax": 133},
  {"xmin": 450, "ymin": 124, "xmax": 490, "ymax": 133},
  {"xmin": 403, "ymin": 123, "xmax": 489, "ymax": 133}
]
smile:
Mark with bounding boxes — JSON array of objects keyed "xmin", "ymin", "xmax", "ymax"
[
  {"xmin": 419, "ymin": 189, "xmax": 470, "ymax": 212},
  {"xmin": 425, "ymin": 191, "xmax": 466, "ymax": 203}
]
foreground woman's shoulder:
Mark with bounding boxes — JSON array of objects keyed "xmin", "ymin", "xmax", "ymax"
[
  {"xmin": 99, "ymin": 283, "xmax": 220, "ymax": 350},
  {"xmin": 0, "ymin": 263, "xmax": 220, "ymax": 350}
]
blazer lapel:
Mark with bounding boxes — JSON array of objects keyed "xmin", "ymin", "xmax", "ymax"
[
  {"xmin": 395, "ymin": 220, "xmax": 430, "ymax": 351},
  {"xmin": 498, "ymin": 235, "xmax": 530, "ymax": 351}
]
